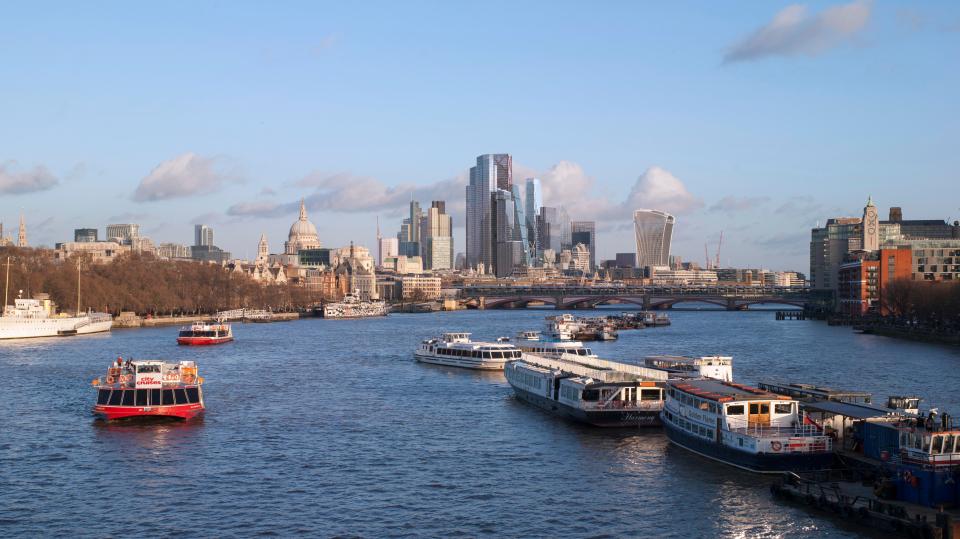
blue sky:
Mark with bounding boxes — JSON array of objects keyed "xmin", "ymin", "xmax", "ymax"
[{"xmin": 1, "ymin": 1, "xmax": 958, "ymax": 270}]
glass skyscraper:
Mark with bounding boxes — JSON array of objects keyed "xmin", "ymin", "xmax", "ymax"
[
  {"xmin": 633, "ymin": 209, "xmax": 675, "ymax": 269},
  {"xmin": 466, "ymin": 154, "xmax": 513, "ymax": 273}
]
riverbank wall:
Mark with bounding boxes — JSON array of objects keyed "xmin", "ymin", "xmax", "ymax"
[{"xmin": 113, "ymin": 311, "xmax": 301, "ymax": 328}]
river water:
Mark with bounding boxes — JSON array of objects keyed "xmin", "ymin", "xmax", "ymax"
[{"xmin": 2, "ymin": 308, "xmax": 958, "ymax": 537}]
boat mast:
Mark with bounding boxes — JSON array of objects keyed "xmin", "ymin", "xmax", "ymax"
[{"xmin": 76, "ymin": 258, "xmax": 82, "ymax": 316}]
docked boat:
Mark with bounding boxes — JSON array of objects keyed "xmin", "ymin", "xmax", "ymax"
[
  {"xmin": 642, "ymin": 311, "xmax": 671, "ymax": 326},
  {"xmin": 177, "ymin": 320, "xmax": 233, "ymax": 345},
  {"xmin": 0, "ymin": 295, "xmax": 112, "ymax": 340},
  {"xmin": 321, "ymin": 290, "xmax": 388, "ymax": 319},
  {"xmin": 505, "ymin": 353, "xmax": 667, "ymax": 427},
  {"xmin": 644, "ymin": 355, "xmax": 733, "ymax": 382},
  {"xmin": 514, "ymin": 334, "xmax": 597, "ymax": 358},
  {"xmin": 661, "ymin": 379, "xmax": 834, "ymax": 473},
  {"xmin": 544, "ymin": 314, "xmax": 577, "ymax": 340},
  {"xmin": 415, "ymin": 332, "xmax": 522, "ymax": 370},
  {"xmin": 92, "ymin": 359, "xmax": 204, "ymax": 420}
]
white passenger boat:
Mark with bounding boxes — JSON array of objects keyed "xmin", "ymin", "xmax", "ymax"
[
  {"xmin": 506, "ymin": 353, "xmax": 667, "ymax": 427},
  {"xmin": 514, "ymin": 334, "xmax": 597, "ymax": 359},
  {"xmin": 661, "ymin": 379, "xmax": 834, "ymax": 473},
  {"xmin": 415, "ymin": 333, "xmax": 522, "ymax": 370},
  {"xmin": 0, "ymin": 296, "xmax": 112, "ymax": 340},
  {"xmin": 321, "ymin": 290, "xmax": 388, "ymax": 319},
  {"xmin": 644, "ymin": 355, "xmax": 733, "ymax": 382}
]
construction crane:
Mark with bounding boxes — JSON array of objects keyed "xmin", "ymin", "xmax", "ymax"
[
  {"xmin": 704, "ymin": 243, "xmax": 710, "ymax": 270},
  {"xmin": 714, "ymin": 231, "xmax": 724, "ymax": 270}
]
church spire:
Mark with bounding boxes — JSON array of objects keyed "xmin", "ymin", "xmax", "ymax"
[{"xmin": 17, "ymin": 214, "xmax": 27, "ymax": 247}]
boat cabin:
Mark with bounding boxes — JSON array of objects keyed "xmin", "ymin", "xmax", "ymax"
[
  {"xmin": 900, "ymin": 429, "xmax": 960, "ymax": 466},
  {"xmin": 757, "ymin": 381, "xmax": 872, "ymax": 405},
  {"xmin": 441, "ymin": 332, "xmax": 471, "ymax": 344},
  {"xmin": 668, "ymin": 379, "xmax": 802, "ymax": 431},
  {"xmin": 644, "ymin": 355, "xmax": 733, "ymax": 381}
]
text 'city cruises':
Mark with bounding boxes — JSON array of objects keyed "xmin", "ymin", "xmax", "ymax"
[
  {"xmin": 92, "ymin": 359, "xmax": 205, "ymax": 420},
  {"xmin": 415, "ymin": 333, "xmax": 521, "ymax": 370}
]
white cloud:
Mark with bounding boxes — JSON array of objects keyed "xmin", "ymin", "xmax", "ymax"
[
  {"xmin": 724, "ymin": 0, "xmax": 872, "ymax": 63},
  {"xmin": 624, "ymin": 166, "xmax": 702, "ymax": 215},
  {"xmin": 709, "ymin": 195, "xmax": 770, "ymax": 213},
  {"xmin": 0, "ymin": 161, "xmax": 59, "ymax": 194},
  {"xmin": 133, "ymin": 152, "xmax": 234, "ymax": 202}
]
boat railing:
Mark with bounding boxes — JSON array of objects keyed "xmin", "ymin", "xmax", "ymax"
[
  {"xmin": 726, "ymin": 417, "xmax": 830, "ymax": 440},
  {"xmin": 584, "ymin": 400, "xmax": 663, "ymax": 411}
]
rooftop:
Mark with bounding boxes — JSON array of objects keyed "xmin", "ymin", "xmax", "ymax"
[{"xmin": 669, "ymin": 379, "xmax": 788, "ymax": 402}]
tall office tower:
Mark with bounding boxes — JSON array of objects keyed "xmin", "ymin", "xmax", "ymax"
[
  {"xmin": 466, "ymin": 154, "xmax": 512, "ymax": 272},
  {"xmin": 571, "ymin": 221, "xmax": 596, "ymax": 271},
  {"xmin": 524, "ymin": 178, "xmax": 542, "ymax": 255},
  {"xmin": 194, "ymin": 224, "xmax": 214, "ymax": 247},
  {"xmin": 536, "ymin": 206, "xmax": 571, "ymax": 258},
  {"xmin": 106, "ymin": 223, "xmax": 140, "ymax": 244},
  {"xmin": 379, "ymin": 237, "xmax": 399, "ymax": 266},
  {"xmin": 491, "ymin": 189, "xmax": 523, "ymax": 277},
  {"xmin": 633, "ymin": 209, "xmax": 675, "ymax": 270},
  {"xmin": 510, "ymin": 185, "xmax": 531, "ymax": 268},
  {"xmin": 398, "ymin": 200, "xmax": 423, "ymax": 258},
  {"xmin": 74, "ymin": 228, "xmax": 98, "ymax": 243},
  {"xmin": 424, "ymin": 200, "xmax": 454, "ymax": 270}
]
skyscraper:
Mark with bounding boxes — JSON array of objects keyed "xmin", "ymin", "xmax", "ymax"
[
  {"xmin": 633, "ymin": 209, "xmax": 675, "ymax": 270},
  {"xmin": 571, "ymin": 221, "xmax": 596, "ymax": 271},
  {"xmin": 466, "ymin": 154, "xmax": 512, "ymax": 272},
  {"xmin": 398, "ymin": 200, "xmax": 423, "ymax": 258},
  {"xmin": 424, "ymin": 201, "xmax": 453, "ymax": 270},
  {"xmin": 524, "ymin": 178, "xmax": 541, "ymax": 254},
  {"xmin": 194, "ymin": 224, "xmax": 214, "ymax": 247}
]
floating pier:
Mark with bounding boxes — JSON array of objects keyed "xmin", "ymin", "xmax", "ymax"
[{"xmin": 775, "ymin": 310, "xmax": 806, "ymax": 320}]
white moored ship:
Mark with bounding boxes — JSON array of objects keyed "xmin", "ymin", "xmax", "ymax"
[
  {"xmin": 415, "ymin": 333, "xmax": 522, "ymax": 370},
  {"xmin": 661, "ymin": 379, "xmax": 834, "ymax": 473},
  {"xmin": 321, "ymin": 290, "xmax": 388, "ymax": 319},
  {"xmin": 644, "ymin": 355, "xmax": 733, "ymax": 382},
  {"xmin": 514, "ymin": 332, "xmax": 598, "ymax": 359},
  {"xmin": 506, "ymin": 352, "xmax": 668, "ymax": 427},
  {"xmin": 0, "ymin": 296, "xmax": 112, "ymax": 340}
]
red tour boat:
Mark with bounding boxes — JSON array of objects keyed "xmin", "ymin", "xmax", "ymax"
[
  {"xmin": 177, "ymin": 320, "xmax": 233, "ymax": 345},
  {"xmin": 92, "ymin": 359, "xmax": 205, "ymax": 420}
]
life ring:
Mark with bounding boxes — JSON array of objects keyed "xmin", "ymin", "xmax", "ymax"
[
  {"xmin": 106, "ymin": 375, "xmax": 116, "ymax": 384},
  {"xmin": 118, "ymin": 374, "xmax": 131, "ymax": 384},
  {"xmin": 771, "ymin": 441, "xmax": 782, "ymax": 452},
  {"xmin": 182, "ymin": 374, "xmax": 196, "ymax": 384}
]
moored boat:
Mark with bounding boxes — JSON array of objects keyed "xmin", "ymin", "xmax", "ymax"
[
  {"xmin": 177, "ymin": 320, "xmax": 233, "ymax": 345},
  {"xmin": 514, "ymin": 334, "xmax": 597, "ymax": 359},
  {"xmin": 321, "ymin": 290, "xmax": 388, "ymax": 319},
  {"xmin": 92, "ymin": 359, "xmax": 205, "ymax": 420},
  {"xmin": 661, "ymin": 379, "xmax": 834, "ymax": 473},
  {"xmin": 506, "ymin": 353, "xmax": 667, "ymax": 427},
  {"xmin": 644, "ymin": 355, "xmax": 733, "ymax": 382},
  {"xmin": 415, "ymin": 332, "xmax": 522, "ymax": 370}
]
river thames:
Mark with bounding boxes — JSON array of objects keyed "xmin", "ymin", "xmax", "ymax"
[{"xmin": 3, "ymin": 308, "xmax": 959, "ymax": 537}]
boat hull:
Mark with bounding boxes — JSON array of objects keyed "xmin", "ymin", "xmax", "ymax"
[
  {"xmin": 93, "ymin": 403, "xmax": 204, "ymax": 421},
  {"xmin": 510, "ymin": 383, "xmax": 661, "ymax": 428},
  {"xmin": 413, "ymin": 352, "xmax": 507, "ymax": 370},
  {"xmin": 662, "ymin": 417, "xmax": 834, "ymax": 474},
  {"xmin": 177, "ymin": 336, "xmax": 233, "ymax": 346}
]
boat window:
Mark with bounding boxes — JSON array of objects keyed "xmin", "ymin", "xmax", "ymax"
[
  {"xmin": 726, "ymin": 404, "xmax": 744, "ymax": 415},
  {"xmin": 581, "ymin": 389, "xmax": 600, "ymax": 401},
  {"xmin": 175, "ymin": 388, "xmax": 189, "ymax": 404},
  {"xmin": 97, "ymin": 389, "xmax": 111, "ymax": 405},
  {"xmin": 135, "ymin": 389, "xmax": 148, "ymax": 406},
  {"xmin": 709, "ymin": 403, "xmax": 717, "ymax": 414},
  {"xmin": 162, "ymin": 389, "xmax": 175, "ymax": 406},
  {"xmin": 137, "ymin": 364, "xmax": 161, "ymax": 373},
  {"xmin": 698, "ymin": 400, "xmax": 709, "ymax": 411},
  {"xmin": 932, "ymin": 436, "xmax": 943, "ymax": 454},
  {"xmin": 774, "ymin": 403, "xmax": 793, "ymax": 414},
  {"xmin": 150, "ymin": 389, "xmax": 162, "ymax": 406},
  {"xmin": 492, "ymin": 351, "xmax": 503, "ymax": 359},
  {"xmin": 121, "ymin": 390, "xmax": 135, "ymax": 406},
  {"xmin": 108, "ymin": 390, "xmax": 123, "ymax": 406},
  {"xmin": 922, "ymin": 436, "xmax": 931, "ymax": 452},
  {"xmin": 760, "ymin": 404, "xmax": 769, "ymax": 414},
  {"xmin": 641, "ymin": 389, "xmax": 661, "ymax": 401},
  {"xmin": 186, "ymin": 387, "xmax": 200, "ymax": 403},
  {"xmin": 749, "ymin": 403, "xmax": 758, "ymax": 414},
  {"xmin": 944, "ymin": 435, "xmax": 955, "ymax": 454}
]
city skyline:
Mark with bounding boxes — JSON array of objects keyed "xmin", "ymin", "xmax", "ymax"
[{"xmin": 2, "ymin": 2, "xmax": 959, "ymax": 269}]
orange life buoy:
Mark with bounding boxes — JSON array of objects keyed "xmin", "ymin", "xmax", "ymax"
[
  {"xmin": 182, "ymin": 374, "xmax": 195, "ymax": 384},
  {"xmin": 119, "ymin": 374, "xmax": 131, "ymax": 384},
  {"xmin": 106, "ymin": 375, "xmax": 116, "ymax": 384}
]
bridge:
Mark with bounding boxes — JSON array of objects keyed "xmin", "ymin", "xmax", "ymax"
[{"xmin": 458, "ymin": 285, "xmax": 826, "ymax": 311}]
